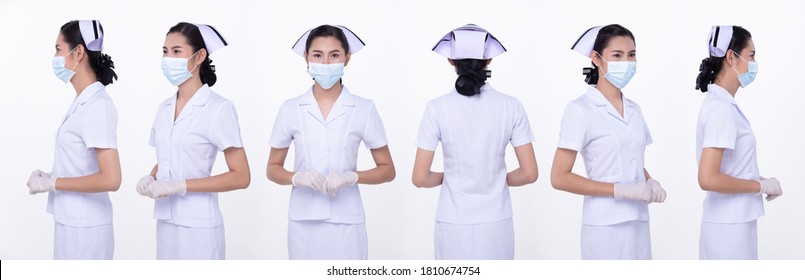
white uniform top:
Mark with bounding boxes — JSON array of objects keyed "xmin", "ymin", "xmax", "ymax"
[
  {"xmin": 149, "ymin": 84, "xmax": 243, "ymax": 228},
  {"xmin": 696, "ymin": 84, "xmax": 763, "ymax": 223},
  {"xmin": 269, "ymin": 86, "xmax": 388, "ymax": 224},
  {"xmin": 47, "ymin": 82, "xmax": 117, "ymax": 227},
  {"xmin": 557, "ymin": 86, "xmax": 653, "ymax": 226},
  {"xmin": 416, "ymin": 84, "xmax": 534, "ymax": 225}
]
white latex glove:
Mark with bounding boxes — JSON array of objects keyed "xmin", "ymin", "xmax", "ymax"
[
  {"xmin": 136, "ymin": 175, "xmax": 156, "ymax": 198},
  {"xmin": 292, "ymin": 171, "xmax": 327, "ymax": 194},
  {"xmin": 27, "ymin": 170, "xmax": 56, "ymax": 195},
  {"xmin": 323, "ymin": 171, "xmax": 359, "ymax": 196},
  {"xmin": 613, "ymin": 182, "xmax": 651, "ymax": 202},
  {"xmin": 149, "ymin": 180, "xmax": 187, "ymax": 199},
  {"xmin": 755, "ymin": 177, "xmax": 782, "ymax": 201},
  {"xmin": 646, "ymin": 178, "xmax": 667, "ymax": 203}
]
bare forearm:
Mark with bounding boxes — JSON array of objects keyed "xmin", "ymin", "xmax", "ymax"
[
  {"xmin": 55, "ymin": 171, "xmax": 121, "ymax": 193},
  {"xmin": 267, "ymin": 164, "xmax": 294, "ymax": 186},
  {"xmin": 699, "ymin": 172, "xmax": 760, "ymax": 194},
  {"xmin": 413, "ymin": 171, "xmax": 443, "ymax": 188},
  {"xmin": 356, "ymin": 164, "xmax": 395, "ymax": 185},
  {"xmin": 551, "ymin": 171, "xmax": 614, "ymax": 196},
  {"xmin": 507, "ymin": 167, "xmax": 538, "ymax": 187},
  {"xmin": 186, "ymin": 169, "xmax": 250, "ymax": 192}
]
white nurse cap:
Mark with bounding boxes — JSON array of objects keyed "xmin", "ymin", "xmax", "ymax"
[
  {"xmin": 432, "ymin": 24, "xmax": 506, "ymax": 60},
  {"xmin": 292, "ymin": 25, "xmax": 365, "ymax": 56},
  {"xmin": 78, "ymin": 20, "xmax": 104, "ymax": 51},
  {"xmin": 570, "ymin": 25, "xmax": 604, "ymax": 57},
  {"xmin": 708, "ymin": 25, "xmax": 733, "ymax": 57},
  {"xmin": 193, "ymin": 23, "xmax": 228, "ymax": 54}
]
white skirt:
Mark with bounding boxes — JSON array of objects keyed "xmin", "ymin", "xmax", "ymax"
[
  {"xmin": 581, "ymin": 220, "xmax": 651, "ymax": 260},
  {"xmin": 435, "ymin": 218, "xmax": 514, "ymax": 260},
  {"xmin": 288, "ymin": 220, "xmax": 368, "ymax": 260},
  {"xmin": 156, "ymin": 220, "xmax": 225, "ymax": 260},
  {"xmin": 54, "ymin": 222, "xmax": 114, "ymax": 260},
  {"xmin": 699, "ymin": 219, "xmax": 757, "ymax": 260}
]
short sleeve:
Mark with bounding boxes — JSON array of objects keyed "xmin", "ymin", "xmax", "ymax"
[
  {"xmin": 82, "ymin": 99, "xmax": 117, "ymax": 149},
  {"xmin": 557, "ymin": 102, "xmax": 587, "ymax": 151},
  {"xmin": 639, "ymin": 106, "xmax": 653, "ymax": 145},
  {"xmin": 209, "ymin": 101, "xmax": 244, "ymax": 151},
  {"xmin": 268, "ymin": 103, "xmax": 292, "ymax": 149},
  {"xmin": 362, "ymin": 101, "xmax": 388, "ymax": 149},
  {"xmin": 701, "ymin": 103, "xmax": 737, "ymax": 150},
  {"xmin": 510, "ymin": 99, "xmax": 535, "ymax": 147},
  {"xmin": 415, "ymin": 102, "xmax": 440, "ymax": 151}
]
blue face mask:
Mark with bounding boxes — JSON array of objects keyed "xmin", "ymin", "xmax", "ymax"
[
  {"xmin": 598, "ymin": 53, "xmax": 637, "ymax": 89},
  {"xmin": 52, "ymin": 47, "xmax": 79, "ymax": 84},
  {"xmin": 731, "ymin": 51, "xmax": 758, "ymax": 88},
  {"xmin": 308, "ymin": 62, "xmax": 344, "ymax": 89},
  {"xmin": 161, "ymin": 50, "xmax": 200, "ymax": 86}
]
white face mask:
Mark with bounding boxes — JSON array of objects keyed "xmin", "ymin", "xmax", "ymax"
[
  {"xmin": 52, "ymin": 47, "xmax": 80, "ymax": 84},
  {"xmin": 598, "ymin": 53, "xmax": 637, "ymax": 89},
  {"xmin": 308, "ymin": 62, "xmax": 345, "ymax": 89},
  {"xmin": 161, "ymin": 50, "xmax": 200, "ymax": 86}
]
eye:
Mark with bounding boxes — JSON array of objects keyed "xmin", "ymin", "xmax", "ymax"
[
  {"xmin": 629, "ymin": 53, "xmax": 636, "ymax": 58},
  {"xmin": 173, "ymin": 50, "xmax": 181, "ymax": 54},
  {"xmin": 312, "ymin": 53, "xmax": 322, "ymax": 58},
  {"xmin": 330, "ymin": 53, "xmax": 340, "ymax": 59},
  {"xmin": 162, "ymin": 49, "xmax": 167, "ymax": 54},
  {"xmin": 613, "ymin": 53, "xmax": 622, "ymax": 58}
]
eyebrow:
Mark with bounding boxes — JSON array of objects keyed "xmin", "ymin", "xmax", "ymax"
[
  {"xmin": 310, "ymin": 49, "xmax": 342, "ymax": 54},
  {"xmin": 162, "ymin": 46, "xmax": 184, "ymax": 50}
]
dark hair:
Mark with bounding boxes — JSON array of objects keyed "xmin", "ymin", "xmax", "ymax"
[
  {"xmin": 60, "ymin": 21, "xmax": 117, "ymax": 86},
  {"xmin": 167, "ymin": 22, "xmax": 218, "ymax": 86},
  {"xmin": 305, "ymin": 25, "xmax": 350, "ymax": 54},
  {"xmin": 452, "ymin": 59, "xmax": 490, "ymax": 96},
  {"xmin": 582, "ymin": 24, "xmax": 635, "ymax": 84},
  {"xmin": 695, "ymin": 26, "xmax": 752, "ymax": 92}
]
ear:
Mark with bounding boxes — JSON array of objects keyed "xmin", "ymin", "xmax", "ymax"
[
  {"xmin": 725, "ymin": 49, "xmax": 736, "ymax": 67},
  {"xmin": 194, "ymin": 48, "xmax": 208, "ymax": 66},
  {"xmin": 304, "ymin": 51, "xmax": 309, "ymax": 65},
  {"xmin": 344, "ymin": 52, "xmax": 351, "ymax": 67},
  {"xmin": 590, "ymin": 51, "xmax": 602, "ymax": 68},
  {"xmin": 73, "ymin": 44, "xmax": 86, "ymax": 61}
]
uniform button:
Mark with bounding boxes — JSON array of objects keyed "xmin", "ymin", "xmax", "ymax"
[{"xmin": 320, "ymin": 160, "xmax": 327, "ymax": 166}]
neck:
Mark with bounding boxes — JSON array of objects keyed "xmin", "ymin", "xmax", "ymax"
[
  {"xmin": 714, "ymin": 70, "xmax": 739, "ymax": 97},
  {"xmin": 178, "ymin": 78, "xmax": 203, "ymax": 100},
  {"xmin": 595, "ymin": 80, "xmax": 622, "ymax": 103},
  {"xmin": 313, "ymin": 81, "xmax": 342, "ymax": 101},
  {"xmin": 70, "ymin": 69, "xmax": 98, "ymax": 97}
]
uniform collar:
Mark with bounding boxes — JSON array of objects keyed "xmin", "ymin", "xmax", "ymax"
[
  {"xmin": 169, "ymin": 84, "xmax": 214, "ymax": 124},
  {"xmin": 584, "ymin": 85, "xmax": 635, "ymax": 123},
  {"xmin": 74, "ymin": 82, "xmax": 104, "ymax": 105},
  {"xmin": 707, "ymin": 83, "xmax": 738, "ymax": 105},
  {"xmin": 299, "ymin": 85, "xmax": 356, "ymax": 124}
]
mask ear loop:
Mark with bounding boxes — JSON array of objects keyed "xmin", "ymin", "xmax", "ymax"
[
  {"xmin": 188, "ymin": 49, "xmax": 202, "ymax": 73},
  {"xmin": 67, "ymin": 46, "xmax": 81, "ymax": 71},
  {"xmin": 729, "ymin": 50, "xmax": 747, "ymax": 75}
]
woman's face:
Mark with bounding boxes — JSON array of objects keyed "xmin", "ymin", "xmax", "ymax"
[
  {"xmin": 305, "ymin": 36, "xmax": 350, "ymax": 65},
  {"xmin": 729, "ymin": 38, "xmax": 756, "ymax": 74},
  {"xmin": 55, "ymin": 33, "xmax": 82, "ymax": 67},
  {"xmin": 592, "ymin": 35, "xmax": 636, "ymax": 73},
  {"xmin": 163, "ymin": 32, "xmax": 204, "ymax": 72}
]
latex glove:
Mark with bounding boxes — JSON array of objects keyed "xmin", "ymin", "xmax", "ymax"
[
  {"xmin": 613, "ymin": 182, "xmax": 650, "ymax": 202},
  {"xmin": 755, "ymin": 177, "xmax": 782, "ymax": 201},
  {"xmin": 292, "ymin": 171, "xmax": 327, "ymax": 194},
  {"xmin": 27, "ymin": 170, "xmax": 56, "ymax": 195},
  {"xmin": 646, "ymin": 178, "xmax": 667, "ymax": 203},
  {"xmin": 149, "ymin": 180, "xmax": 187, "ymax": 199},
  {"xmin": 323, "ymin": 171, "xmax": 359, "ymax": 196},
  {"xmin": 136, "ymin": 175, "xmax": 156, "ymax": 198}
]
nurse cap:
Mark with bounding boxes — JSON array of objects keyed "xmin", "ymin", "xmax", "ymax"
[
  {"xmin": 708, "ymin": 25, "xmax": 733, "ymax": 57},
  {"xmin": 292, "ymin": 25, "xmax": 365, "ymax": 56},
  {"xmin": 78, "ymin": 20, "xmax": 104, "ymax": 51},
  {"xmin": 432, "ymin": 24, "xmax": 506, "ymax": 59},
  {"xmin": 193, "ymin": 23, "xmax": 228, "ymax": 54},
  {"xmin": 570, "ymin": 25, "xmax": 604, "ymax": 57}
]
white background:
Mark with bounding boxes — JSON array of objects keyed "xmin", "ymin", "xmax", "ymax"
[{"xmin": 1, "ymin": 0, "xmax": 803, "ymax": 260}]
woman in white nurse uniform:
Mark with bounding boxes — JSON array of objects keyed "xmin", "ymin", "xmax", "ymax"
[
  {"xmin": 550, "ymin": 24, "xmax": 667, "ymax": 260},
  {"xmin": 26, "ymin": 20, "xmax": 121, "ymax": 259},
  {"xmin": 136, "ymin": 22, "xmax": 250, "ymax": 260},
  {"xmin": 267, "ymin": 24, "xmax": 395, "ymax": 260},
  {"xmin": 412, "ymin": 24, "xmax": 538, "ymax": 260},
  {"xmin": 695, "ymin": 25, "xmax": 782, "ymax": 260}
]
